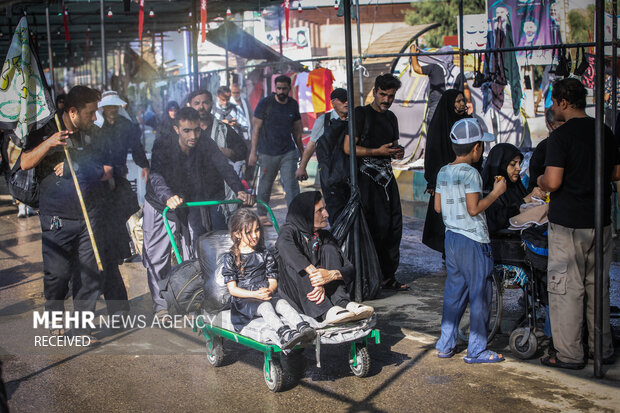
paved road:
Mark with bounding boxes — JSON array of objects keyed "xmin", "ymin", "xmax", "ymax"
[{"xmin": 1, "ymin": 182, "xmax": 619, "ymax": 413}]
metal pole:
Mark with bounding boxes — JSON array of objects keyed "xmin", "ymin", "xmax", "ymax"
[
  {"xmin": 594, "ymin": 0, "xmax": 605, "ymax": 379},
  {"xmin": 45, "ymin": 1, "xmax": 56, "ymax": 94},
  {"xmin": 354, "ymin": 0, "xmax": 364, "ymax": 105},
  {"xmin": 613, "ymin": 0, "xmax": 617, "ymax": 132},
  {"xmin": 458, "ymin": 0, "xmax": 464, "ymax": 93},
  {"xmin": 160, "ymin": 32, "xmax": 165, "ymax": 73},
  {"xmin": 192, "ymin": 0, "xmax": 199, "ymax": 89},
  {"xmin": 343, "ymin": 0, "xmax": 362, "ymax": 303},
  {"xmin": 278, "ymin": 16, "xmax": 283, "ymax": 55},
  {"xmin": 225, "ymin": 22, "xmax": 230, "ymax": 86},
  {"xmin": 100, "ymin": 0, "xmax": 107, "ymax": 89}
]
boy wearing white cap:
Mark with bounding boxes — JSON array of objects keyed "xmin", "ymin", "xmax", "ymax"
[{"xmin": 433, "ymin": 118, "xmax": 506, "ymax": 363}]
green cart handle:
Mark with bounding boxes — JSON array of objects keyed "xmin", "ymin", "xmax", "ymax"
[{"xmin": 163, "ymin": 199, "xmax": 279, "ymax": 264}]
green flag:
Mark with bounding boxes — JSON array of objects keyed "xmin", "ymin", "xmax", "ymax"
[{"xmin": 0, "ymin": 16, "xmax": 55, "ymax": 147}]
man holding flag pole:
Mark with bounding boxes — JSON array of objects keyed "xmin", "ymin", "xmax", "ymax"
[{"xmin": 0, "ymin": 17, "xmax": 104, "ymax": 340}]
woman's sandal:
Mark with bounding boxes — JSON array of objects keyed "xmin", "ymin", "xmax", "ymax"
[{"xmin": 382, "ymin": 280, "xmax": 411, "ymax": 291}]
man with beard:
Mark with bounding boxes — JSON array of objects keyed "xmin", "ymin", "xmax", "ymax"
[
  {"xmin": 187, "ymin": 89, "xmax": 248, "ymax": 227},
  {"xmin": 296, "ymin": 88, "xmax": 350, "ymax": 224},
  {"xmin": 344, "ymin": 74, "xmax": 407, "ymax": 291},
  {"xmin": 142, "ymin": 107, "xmax": 253, "ymax": 316},
  {"xmin": 248, "ymin": 75, "xmax": 303, "ymax": 227},
  {"xmin": 92, "ymin": 91, "xmax": 149, "ymax": 315},
  {"xmin": 21, "ymin": 86, "xmax": 104, "ymax": 339}
]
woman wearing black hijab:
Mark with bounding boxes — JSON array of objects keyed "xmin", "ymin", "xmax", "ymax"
[
  {"xmin": 481, "ymin": 143, "xmax": 546, "ymax": 235},
  {"xmin": 156, "ymin": 100, "xmax": 180, "ymax": 140},
  {"xmin": 422, "ymin": 89, "xmax": 470, "ymax": 253},
  {"xmin": 276, "ymin": 191, "xmax": 374, "ymax": 323}
]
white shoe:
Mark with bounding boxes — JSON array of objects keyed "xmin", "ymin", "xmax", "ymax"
[
  {"xmin": 324, "ymin": 306, "xmax": 357, "ymax": 324},
  {"xmin": 17, "ymin": 204, "xmax": 26, "ymax": 218},
  {"xmin": 346, "ymin": 302, "xmax": 374, "ymax": 321}
]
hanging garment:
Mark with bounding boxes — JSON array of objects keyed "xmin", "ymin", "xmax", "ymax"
[
  {"xmin": 294, "ymin": 72, "xmax": 314, "ymax": 114},
  {"xmin": 307, "ymin": 67, "xmax": 334, "ymax": 113}
]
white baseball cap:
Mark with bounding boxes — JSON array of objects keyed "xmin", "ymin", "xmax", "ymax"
[
  {"xmin": 450, "ymin": 118, "xmax": 495, "ymax": 144},
  {"xmin": 98, "ymin": 90, "xmax": 127, "ymax": 108}
]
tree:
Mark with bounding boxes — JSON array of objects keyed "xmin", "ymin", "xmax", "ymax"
[
  {"xmin": 567, "ymin": 5, "xmax": 594, "ymax": 44},
  {"xmin": 405, "ymin": 0, "xmax": 486, "ymax": 48}
]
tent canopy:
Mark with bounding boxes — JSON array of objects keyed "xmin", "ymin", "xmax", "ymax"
[{"xmin": 207, "ymin": 21, "xmax": 305, "ymax": 70}]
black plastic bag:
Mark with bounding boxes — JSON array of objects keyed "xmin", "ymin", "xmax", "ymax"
[
  {"xmin": 8, "ymin": 153, "xmax": 39, "ymax": 208},
  {"xmin": 331, "ymin": 188, "xmax": 381, "ymax": 301}
]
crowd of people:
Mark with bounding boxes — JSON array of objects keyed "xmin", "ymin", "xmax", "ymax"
[{"xmin": 0, "ymin": 70, "xmax": 616, "ymax": 369}]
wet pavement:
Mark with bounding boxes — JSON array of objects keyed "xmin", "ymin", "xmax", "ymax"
[{"xmin": 1, "ymin": 180, "xmax": 619, "ymax": 412}]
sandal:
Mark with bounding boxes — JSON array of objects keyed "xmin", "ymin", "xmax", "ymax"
[
  {"xmin": 540, "ymin": 355, "xmax": 584, "ymax": 370},
  {"xmin": 259, "ymin": 216, "xmax": 273, "ymax": 227},
  {"xmin": 437, "ymin": 348, "xmax": 455, "ymax": 358},
  {"xmin": 345, "ymin": 302, "xmax": 374, "ymax": 321},
  {"xmin": 464, "ymin": 350, "xmax": 505, "ymax": 364},
  {"xmin": 382, "ymin": 280, "xmax": 411, "ymax": 291},
  {"xmin": 324, "ymin": 306, "xmax": 357, "ymax": 324}
]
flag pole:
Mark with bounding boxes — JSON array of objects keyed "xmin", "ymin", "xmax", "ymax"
[{"xmin": 54, "ymin": 114, "xmax": 103, "ymax": 271}]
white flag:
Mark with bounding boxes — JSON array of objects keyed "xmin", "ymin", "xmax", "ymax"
[{"xmin": 0, "ymin": 17, "xmax": 55, "ymax": 147}]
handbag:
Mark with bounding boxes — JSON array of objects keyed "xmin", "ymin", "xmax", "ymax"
[
  {"xmin": 551, "ymin": 46, "xmax": 571, "ymax": 77},
  {"xmin": 8, "ymin": 152, "xmax": 39, "ymax": 208},
  {"xmin": 472, "ymin": 55, "xmax": 487, "ymax": 88}
]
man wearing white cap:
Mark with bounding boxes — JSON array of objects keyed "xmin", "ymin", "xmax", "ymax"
[
  {"xmin": 93, "ymin": 91, "xmax": 150, "ymax": 316},
  {"xmin": 97, "ymin": 91, "xmax": 149, "ymax": 181}
]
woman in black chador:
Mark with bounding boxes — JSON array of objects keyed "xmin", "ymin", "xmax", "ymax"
[
  {"xmin": 276, "ymin": 191, "xmax": 374, "ymax": 324},
  {"xmin": 481, "ymin": 143, "xmax": 545, "ymax": 235},
  {"xmin": 422, "ymin": 89, "xmax": 470, "ymax": 253}
]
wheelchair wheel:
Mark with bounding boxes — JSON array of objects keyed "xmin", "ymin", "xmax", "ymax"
[
  {"xmin": 458, "ymin": 271, "xmax": 503, "ymax": 343},
  {"xmin": 264, "ymin": 358, "xmax": 284, "ymax": 392},
  {"xmin": 206, "ymin": 336, "xmax": 224, "ymax": 367},
  {"xmin": 509, "ymin": 328, "xmax": 538, "ymax": 359},
  {"xmin": 349, "ymin": 346, "xmax": 371, "ymax": 378}
]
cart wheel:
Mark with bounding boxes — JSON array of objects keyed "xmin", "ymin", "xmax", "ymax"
[
  {"xmin": 206, "ymin": 336, "xmax": 224, "ymax": 367},
  {"xmin": 264, "ymin": 359, "xmax": 284, "ymax": 392},
  {"xmin": 509, "ymin": 328, "xmax": 538, "ymax": 359},
  {"xmin": 350, "ymin": 346, "xmax": 371, "ymax": 377}
]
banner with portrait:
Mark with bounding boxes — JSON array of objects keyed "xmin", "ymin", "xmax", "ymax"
[{"xmin": 487, "ymin": 0, "xmax": 562, "ymax": 65}]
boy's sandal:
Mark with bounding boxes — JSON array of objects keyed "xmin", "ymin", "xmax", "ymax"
[
  {"xmin": 49, "ymin": 328, "xmax": 65, "ymax": 336},
  {"xmin": 437, "ymin": 349, "xmax": 456, "ymax": 358},
  {"xmin": 382, "ymin": 280, "xmax": 411, "ymax": 291},
  {"xmin": 464, "ymin": 350, "xmax": 505, "ymax": 364},
  {"xmin": 540, "ymin": 355, "xmax": 585, "ymax": 370}
]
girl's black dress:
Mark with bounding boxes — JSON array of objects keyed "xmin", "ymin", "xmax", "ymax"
[{"xmin": 222, "ymin": 249, "xmax": 279, "ymax": 332}]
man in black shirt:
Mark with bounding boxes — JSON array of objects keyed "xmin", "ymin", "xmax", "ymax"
[
  {"xmin": 248, "ymin": 75, "xmax": 304, "ymax": 226},
  {"xmin": 526, "ymin": 107, "xmax": 563, "ymax": 193},
  {"xmin": 344, "ymin": 74, "xmax": 407, "ymax": 291},
  {"xmin": 538, "ymin": 78, "xmax": 620, "ymax": 369},
  {"xmin": 142, "ymin": 107, "xmax": 252, "ymax": 316},
  {"xmin": 188, "ymin": 89, "xmax": 248, "ymax": 226},
  {"xmin": 21, "ymin": 86, "xmax": 103, "ymax": 336}
]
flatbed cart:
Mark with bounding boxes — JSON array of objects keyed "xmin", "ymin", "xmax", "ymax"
[{"xmin": 163, "ymin": 199, "xmax": 381, "ymax": 392}]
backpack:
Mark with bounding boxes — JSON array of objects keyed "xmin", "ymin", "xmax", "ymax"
[
  {"xmin": 521, "ymin": 224, "xmax": 548, "ymax": 272},
  {"xmin": 8, "ymin": 153, "xmax": 39, "ymax": 208},
  {"xmin": 158, "ymin": 259, "xmax": 205, "ymax": 315},
  {"xmin": 315, "ymin": 113, "xmax": 350, "ymax": 187}
]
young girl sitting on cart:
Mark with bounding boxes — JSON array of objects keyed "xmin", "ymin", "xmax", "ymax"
[{"xmin": 223, "ymin": 208, "xmax": 317, "ymax": 350}]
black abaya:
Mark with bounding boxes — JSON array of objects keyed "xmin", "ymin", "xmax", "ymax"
[
  {"xmin": 422, "ymin": 89, "xmax": 471, "ymax": 253},
  {"xmin": 481, "ymin": 143, "xmax": 527, "ymax": 235},
  {"xmin": 275, "ymin": 191, "xmax": 353, "ymax": 318}
]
